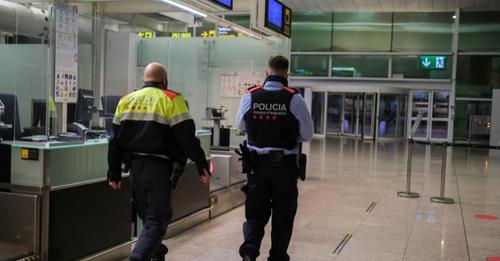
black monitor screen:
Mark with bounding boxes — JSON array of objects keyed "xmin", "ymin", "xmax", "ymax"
[
  {"xmin": 32, "ymin": 99, "xmax": 46, "ymax": 127},
  {"xmin": 101, "ymin": 96, "xmax": 120, "ymax": 117},
  {"xmin": 209, "ymin": 0, "xmax": 232, "ymax": 9},
  {"xmin": 67, "ymin": 89, "xmax": 94, "ymax": 127}
]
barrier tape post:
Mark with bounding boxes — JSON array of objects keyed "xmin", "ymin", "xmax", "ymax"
[
  {"xmin": 430, "ymin": 142, "xmax": 455, "ymax": 204},
  {"xmin": 397, "ymin": 138, "xmax": 420, "ymax": 198}
]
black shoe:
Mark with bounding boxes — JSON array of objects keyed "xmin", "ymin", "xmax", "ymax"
[
  {"xmin": 151, "ymin": 244, "xmax": 168, "ymax": 261},
  {"xmin": 242, "ymin": 255, "xmax": 256, "ymax": 261}
]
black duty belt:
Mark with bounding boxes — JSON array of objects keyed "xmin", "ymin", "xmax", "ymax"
[
  {"xmin": 132, "ymin": 152, "xmax": 170, "ymax": 160},
  {"xmin": 256, "ymin": 150, "xmax": 297, "ymax": 162}
]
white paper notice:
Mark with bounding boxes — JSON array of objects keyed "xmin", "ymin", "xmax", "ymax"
[
  {"xmin": 54, "ymin": 4, "xmax": 79, "ymax": 103},
  {"xmin": 220, "ymin": 72, "xmax": 263, "ymax": 98}
]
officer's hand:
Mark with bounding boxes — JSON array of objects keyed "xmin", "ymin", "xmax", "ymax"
[
  {"xmin": 200, "ymin": 169, "xmax": 211, "ymax": 186},
  {"xmin": 108, "ymin": 181, "xmax": 122, "ymax": 190}
]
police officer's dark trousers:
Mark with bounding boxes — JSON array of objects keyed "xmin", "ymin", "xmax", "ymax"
[
  {"xmin": 129, "ymin": 156, "xmax": 173, "ymax": 261},
  {"xmin": 239, "ymin": 154, "xmax": 298, "ymax": 261}
]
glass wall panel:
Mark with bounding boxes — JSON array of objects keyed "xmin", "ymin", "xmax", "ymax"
[
  {"xmin": 459, "ymin": 11, "xmax": 500, "ymax": 52},
  {"xmin": 363, "ymin": 94, "xmax": 375, "ymax": 137},
  {"xmin": 312, "ymin": 92, "xmax": 325, "ymax": 134},
  {"xmin": 392, "ymin": 12, "xmax": 454, "ymax": 52},
  {"xmin": 456, "ymin": 55, "xmax": 500, "ymax": 98},
  {"xmin": 412, "ymin": 120, "xmax": 428, "ymax": 139},
  {"xmin": 433, "ymin": 91, "xmax": 450, "ymax": 118},
  {"xmin": 326, "ymin": 94, "xmax": 342, "ymax": 133},
  {"xmin": 332, "ymin": 12, "xmax": 392, "ymax": 52},
  {"xmin": 331, "ymin": 56, "xmax": 388, "ymax": 78},
  {"xmin": 453, "ymin": 100, "xmax": 491, "ymax": 140},
  {"xmin": 378, "ymin": 94, "xmax": 399, "ymax": 137},
  {"xmin": 225, "ymin": 15, "xmax": 250, "ymax": 28},
  {"xmin": 431, "ymin": 121, "xmax": 448, "ymax": 139},
  {"xmin": 392, "ymin": 56, "xmax": 452, "ymax": 79},
  {"xmin": 412, "ymin": 91, "xmax": 429, "ymax": 117},
  {"xmin": 291, "ymin": 12, "xmax": 333, "ymax": 52},
  {"xmin": 291, "ymin": 55, "xmax": 329, "ymax": 77}
]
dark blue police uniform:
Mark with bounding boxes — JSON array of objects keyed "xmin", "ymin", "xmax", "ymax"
[
  {"xmin": 236, "ymin": 75, "xmax": 314, "ymax": 261},
  {"xmin": 108, "ymin": 83, "xmax": 209, "ymax": 261}
]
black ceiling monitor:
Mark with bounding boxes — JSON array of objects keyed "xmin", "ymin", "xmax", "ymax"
[
  {"xmin": 209, "ymin": 0, "xmax": 233, "ymax": 10},
  {"xmin": 265, "ymin": 0, "xmax": 292, "ymax": 38}
]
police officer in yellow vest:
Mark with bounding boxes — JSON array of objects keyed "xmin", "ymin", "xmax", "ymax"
[{"xmin": 108, "ymin": 63, "xmax": 211, "ymax": 261}]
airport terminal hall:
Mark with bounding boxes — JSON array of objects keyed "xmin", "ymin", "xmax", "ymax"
[{"xmin": 2, "ymin": 0, "xmax": 500, "ymax": 260}]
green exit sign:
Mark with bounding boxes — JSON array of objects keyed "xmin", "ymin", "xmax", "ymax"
[{"xmin": 419, "ymin": 56, "xmax": 447, "ymax": 70}]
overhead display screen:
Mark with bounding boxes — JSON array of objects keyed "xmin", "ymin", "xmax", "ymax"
[
  {"xmin": 265, "ymin": 0, "xmax": 292, "ymax": 38},
  {"xmin": 209, "ymin": 0, "xmax": 233, "ymax": 10},
  {"xmin": 267, "ymin": 0, "xmax": 283, "ymax": 29}
]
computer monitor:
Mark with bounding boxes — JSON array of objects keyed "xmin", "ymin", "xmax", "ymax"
[
  {"xmin": 0, "ymin": 93, "xmax": 21, "ymax": 141},
  {"xmin": 101, "ymin": 95, "xmax": 120, "ymax": 136},
  {"xmin": 67, "ymin": 89, "xmax": 96, "ymax": 128},
  {"xmin": 32, "ymin": 99, "xmax": 46, "ymax": 128},
  {"xmin": 101, "ymin": 96, "xmax": 120, "ymax": 118}
]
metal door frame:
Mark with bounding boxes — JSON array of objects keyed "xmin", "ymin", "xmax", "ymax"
[
  {"xmin": 362, "ymin": 93, "xmax": 376, "ymax": 140},
  {"xmin": 375, "ymin": 88, "xmax": 410, "ymax": 141},
  {"xmin": 410, "ymin": 90, "xmax": 451, "ymax": 142},
  {"xmin": 325, "ymin": 92, "xmax": 377, "ymax": 140},
  {"xmin": 325, "ymin": 92, "xmax": 344, "ymax": 135}
]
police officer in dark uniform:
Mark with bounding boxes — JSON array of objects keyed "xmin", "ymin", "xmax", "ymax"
[
  {"xmin": 108, "ymin": 63, "xmax": 211, "ymax": 261},
  {"xmin": 236, "ymin": 56, "xmax": 313, "ymax": 261}
]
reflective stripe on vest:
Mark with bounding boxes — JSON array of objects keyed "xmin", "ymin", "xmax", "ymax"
[{"xmin": 113, "ymin": 87, "xmax": 191, "ymax": 126}]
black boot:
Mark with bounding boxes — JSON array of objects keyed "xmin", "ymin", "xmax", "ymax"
[
  {"xmin": 151, "ymin": 244, "xmax": 168, "ymax": 261},
  {"xmin": 242, "ymin": 255, "xmax": 256, "ymax": 261}
]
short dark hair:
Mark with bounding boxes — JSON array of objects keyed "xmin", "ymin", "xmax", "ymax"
[{"xmin": 268, "ymin": 55, "xmax": 289, "ymax": 74}]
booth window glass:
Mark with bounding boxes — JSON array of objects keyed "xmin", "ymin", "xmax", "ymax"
[
  {"xmin": 456, "ymin": 55, "xmax": 500, "ymax": 98},
  {"xmin": 291, "ymin": 12, "xmax": 333, "ymax": 52},
  {"xmin": 290, "ymin": 55, "xmax": 330, "ymax": 77},
  {"xmin": 331, "ymin": 56, "xmax": 389, "ymax": 78},
  {"xmin": 459, "ymin": 11, "xmax": 500, "ymax": 52},
  {"xmin": 332, "ymin": 12, "xmax": 392, "ymax": 52},
  {"xmin": 392, "ymin": 12, "xmax": 454, "ymax": 52},
  {"xmin": 392, "ymin": 55, "xmax": 453, "ymax": 79}
]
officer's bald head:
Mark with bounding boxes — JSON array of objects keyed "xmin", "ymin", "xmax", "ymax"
[{"xmin": 144, "ymin": 63, "xmax": 168, "ymax": 87}]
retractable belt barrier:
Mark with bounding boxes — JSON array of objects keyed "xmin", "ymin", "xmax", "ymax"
[{"xmin": 398, "ymin": 139, "xmax": 454, "ymax": 204}]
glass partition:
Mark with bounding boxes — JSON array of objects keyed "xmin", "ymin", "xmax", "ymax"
[
  {"xmin": 0, "ymin": 4, "xmax": 51, "ymax": 142},
  {"xmin": 291, "ymin": 55, "xmax": 329, "ymax": 77},
  {"xmin": 331, "ymin": 56, "xmax": 388, "ymax": 78},
  {"xmin": 453, "ymin": 100, "xmax": 491, "ymax": 141},
  {"xmin": 456, "ymin": 55, "xmax": 500, "ymax": 98},
  {"xmin": 459, "ymin": 11, "xmax": 500, "ymax": 52},
  {"xmin": 312, "ymin": 92, "xmax": 325, "ymax": 134},
  {"xmin": 392, "ymin": 55, "xmax": 453, "ymax": 79},
  {"xmin": 137, "ymin": 37, "xmax": 289, "ymax": 127},
  {"xmin": 291, "ymin": 12, "xmax": 333, "ymax": 52},
  {"xmin": 332, "ymin": 12, "xmax": 392, "ymax": 52},
  {"xmin": 392, "ymin": 12, "xmax": 454, "ymax": 52}
]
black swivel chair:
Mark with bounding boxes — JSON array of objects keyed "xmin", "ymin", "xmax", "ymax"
[
  {"xmin": 100, "ymin": 96, "xmax": 120, "ymax": 136},
  {"xmin": 0, "ymin": 93, "xmax": 22, "ymax": 141}
]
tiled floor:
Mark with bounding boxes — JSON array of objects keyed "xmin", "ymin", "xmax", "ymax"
[{"xmin": 161, "ymin": 137, "xmax": 500, "ymax": 261}]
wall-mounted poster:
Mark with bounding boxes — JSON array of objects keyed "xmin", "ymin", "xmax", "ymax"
[{"xmin": 54, "ymin": 4, "xmax": 79, "ymax": 103}]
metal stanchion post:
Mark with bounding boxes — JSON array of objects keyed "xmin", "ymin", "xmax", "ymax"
[
  {"xmin": 430, "ymin": 142, "xmax": 455, "ymax": 204},
  {"xmin": 398, "ymin": 138, "xmax": 420, "ymax": 198}
]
